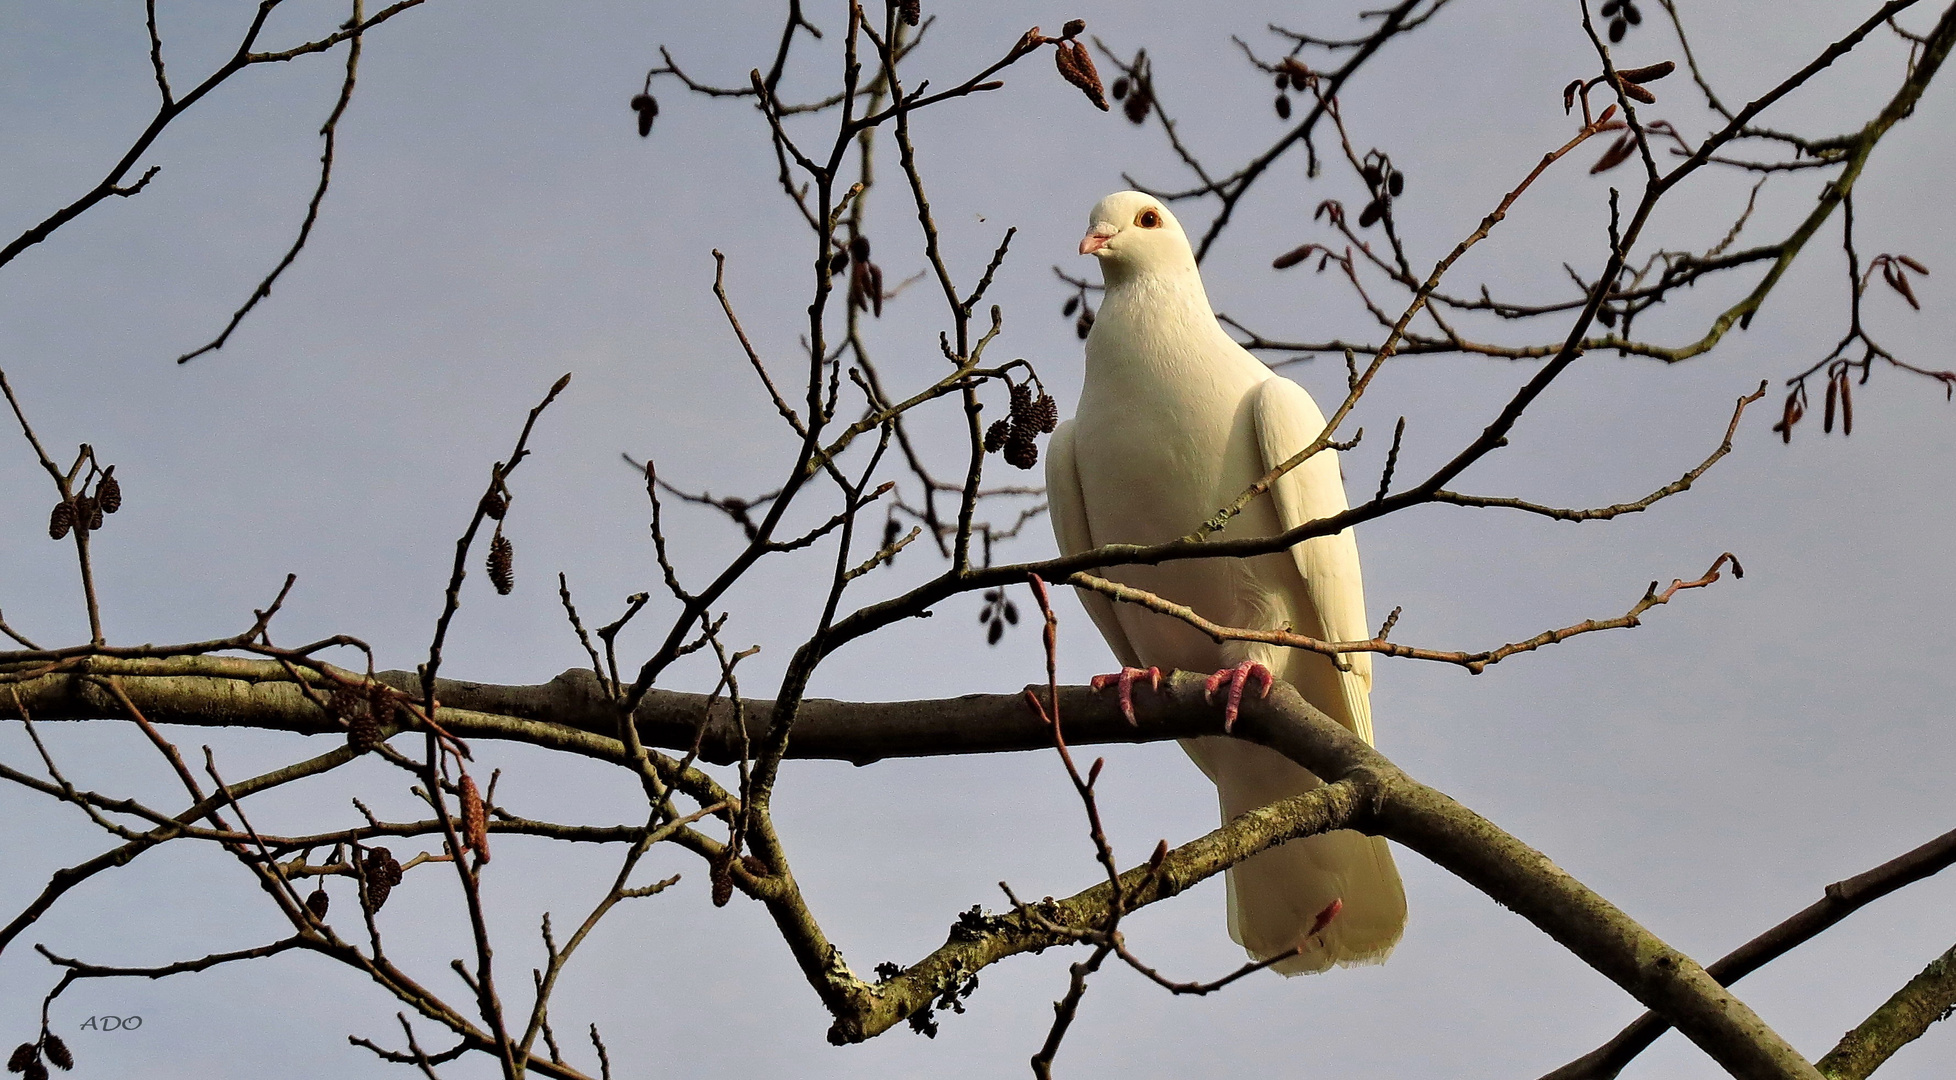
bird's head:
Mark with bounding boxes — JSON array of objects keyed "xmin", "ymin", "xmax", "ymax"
[{"xmin": 1079, "ymin": 191, "xmax": 1197, "ymax": 286}]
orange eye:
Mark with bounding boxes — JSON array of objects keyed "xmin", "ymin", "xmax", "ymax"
[{"xmin": 1136, "ymin": 208, "xmax": 1162, "ymax": 229}]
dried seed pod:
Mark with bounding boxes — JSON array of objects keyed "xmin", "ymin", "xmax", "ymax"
[
  {"xmin": 1361, "ymin": 163, "xmax": 1383, "ymax": 187},
  {"xmin": 1274, "ymin": 94, "xmax": 1291, "ymax": 120},
  {"xmin": 1388, "ymin": 170, "xmax": 1405, "ymax": 197},
  {"xmin": 347, "ymin": 712, "xmax": 383, "ymax": 754},
  {"xmin": 1609, "ymin": 17, "xmax": 1627, "ymax": 42},
  {"xmin": 986, "ymin": 618, "xmax": 1004, "ymax": 645},
  {"xmin": 828, "ymin": 249, "xmax": 849, "ymax": 274},
  {"xmin": 629, "ymin": 92, "xmax": 658, "ymax": 137},
  {"xmin": 1075, "ymin": 307, "xmax": 1094, "ymax": 339},
  {"xmin": 1600, "ymin": 0, "xmax": 1621, "ymax": 14},
  {"xmin": 8, "ymin": 1043, "xmax": 37, "ymax": 1073},
  {"xmin": 1274, "ymin": 72, "xmax": 1289, "ymax": 91},
  {"xmin": 1111, "ymin": 76, "xmax": 1129, "ymax": 100},
  {"xmin": 1122, "ymin": 89, "xmax": 1152, "ymax": 124},
  {"xmin": 38, "ymin": 1037, "xmax": 68, "ymax": 1073},
  {"xmin": 1598, "ymin": 305, "xmax": 1617, "ymax": 327},
  {"xmin": 96, "ymin": 469, "xmax": 122, "ymax": 514},
  {"xmin": 740, "ymin": 854, "xmax": 769, "ymax": 876},
  {"xmin": 1054, "ymin": 40, "xmax": 1109, "ymax": 111},
  {"xmin": 71, "ymin": 496, "xmax": 97, "ymax": 533},
  {"xmin": 1002, "ymin": 426, "xmax": 1039, "ymax": 470},
  {"xmin": 479, "ymin": 489, "xmax": 508, "ymax": 520},
  {"xmin": 1357, "ymin": 197, "xmax": 1385, "ymax": 229},
  {"xmin": 488, "ymin": 532, "xmax": 515, "ymax": 595},
  {"xmin": 461, "ymin": 773, "xmax": 490, "ymax": 863},
  {"xmin": 1623, "ymin": 2, "xmax": 1642, "ymax": 25},
  {"xmin": 306, "ymin": 885, "xmax": 331, "ymax": 920},
  {"xmin": 899, "ymin": 0, "xmax": 920, "ymax": 26},
  {"xmin": 1003, "ymin": 600, "xmax": 1018, "ymax": 625},
  {"xmin": 1029, "ymin": 393, "xmax": 1059, "ymax": 434},
  {"xmin": 48, "ymin": 500, "xmax": 74, "ymax": 541},
  {"xmin": 1062, "ymin": 294, "xmax": 1079, "ymax": 317},
  {"xmin": 20, "ymin": 1058, "xmax": 45, "ymax": 1080},
  {"xmin": 983, "ymin": 418, "xmax": 1012, "ymax": 453}
]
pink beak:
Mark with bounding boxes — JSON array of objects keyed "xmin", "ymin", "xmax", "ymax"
[{"xmin": 1079, "ymin": 224, "xmax": 1117, "ymax": 256}]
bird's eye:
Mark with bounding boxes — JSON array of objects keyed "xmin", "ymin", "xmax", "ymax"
[{"xmin": 1136, "ymin": 209, "xmax": 1162, "ymax": 229}]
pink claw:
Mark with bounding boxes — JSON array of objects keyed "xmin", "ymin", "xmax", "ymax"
[
  {"xmin": 1203, "ymin": 661, "xmax": 1273, "ymax": 732},
  {"xmin": 1090, "ymin": 666, "xmax": 1163, "ymax": 725}
]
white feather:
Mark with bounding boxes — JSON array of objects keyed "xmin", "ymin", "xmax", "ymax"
[{"xmin": 1046, "ymin": 192, "xmax": 1405, "ymax": 973}]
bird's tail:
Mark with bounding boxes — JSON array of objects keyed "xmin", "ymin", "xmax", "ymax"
[{"xmin": 1182, "ymin": 736, "xmax": 1406, "ymax": 974}]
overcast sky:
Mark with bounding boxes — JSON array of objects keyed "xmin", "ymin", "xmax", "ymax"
[{"xmin": 2, "ymin": 2, "xmax": 1954, "ymax": 1078}]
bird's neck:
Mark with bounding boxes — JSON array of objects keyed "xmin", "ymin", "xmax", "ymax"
[{"xmin": 1085, "ymin": 269, "xmax": 1249, "ymax": 390}]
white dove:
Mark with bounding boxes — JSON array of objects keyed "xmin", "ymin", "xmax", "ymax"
[{"xmin": 1046, "ymin": 191, "xmax": 1405, "ymax": 973}]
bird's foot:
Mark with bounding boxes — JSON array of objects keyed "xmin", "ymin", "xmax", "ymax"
[
  {"xmin": 1203, "ymin": 661, "xmax": 1273, "ymax": 733},
  {"xmin": 1090, "ymin": 666, "xmax": 1163, "ymax": 725}
]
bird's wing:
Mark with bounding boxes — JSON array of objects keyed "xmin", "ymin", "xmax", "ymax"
[
  {"xmin": 1045, "ymin": 419, "xmax": 1143, "ymax": 669},
  {"xmin": 1250, "ymin": 376, "xmax": 1375, "ymax": 743}
]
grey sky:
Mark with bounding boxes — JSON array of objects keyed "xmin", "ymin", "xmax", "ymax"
[{"xmin": 2, "ymin": 1, "xmax": 1953, "ymax": 1077}]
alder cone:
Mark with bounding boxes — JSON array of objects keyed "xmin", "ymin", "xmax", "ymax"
[
  {"xmin": 96, "ymin": 472, "xmax": 122, "ymax": 514},
  {"xmin": 306, "ymin": 886, "xmax": 331, "ymax": 920},
  {"xmin": 72, "ymin": 496, "xmax": 98, "ymax": 532},
  {"xmin": 1029, "ymin": 393, "xmax": 1059, "ymax": 434},
  {"xmin": 39, "ymin": 1036, "xmax": 69, "ymax": 1072},
  {"xmin": 1008, "ymin": 380, "xmax": 1034, "ymax": 429},
  {"xmin": 488, "ymin": 533, "xmax": 515, "ymax": 595},
  {"xmin": 898, "ymin": 0, "xmax": 919, "ymax": 25},
  {"xmin": 983, "ymin": 418, "xmax": 1011, "ymax": 453},
  {"xmin": 8, "ymin": 1043, "xmax": 37, "ymax": 1073},
  {"xmin": 347, "ymin": 712, "xmax": 383, "ymax": 754},
  {"xmin": 21, "ymin": 1058, "xmax": 46, "ymax": 1080},
  {"xmin": 1002, "ymin": 426, "xmax": 1039, "ymax": 470},
  {"xmin": 48, "ymin": 500, "xmax": 73, "ymax": 540}
]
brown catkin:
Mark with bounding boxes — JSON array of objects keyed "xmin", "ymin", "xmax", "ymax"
[
  {"xmin": 39, "ymin": 1037, "xmax": 69, "ymax": 1072},
  {"xmin": 479, "ymin": 489, "xmax": 508, "ymax": 520},
  {"xmin": 740, "ymin": 854, "xmax": 769, "ymax": 877},
  {"xmin": 983, "ymin": 419, "xmax": 1012, "ymax": 453},
  {"xmin": 461, "ymin": 774, "xmax": 490, "ymax": 863},
  {"xmin": 710, "ymin": 856, "xmax": 734, "ymax": 907},
  {"xmin": 96, "ymin": 470, "xmax": 122, "ymax": 514},
  {"xmin": 488, "ymin": 533, "xmax": 515, "ymax": 595},
  {"xmin": 48, "ymin": 501, "xmax": 73, "ymax": 541}
]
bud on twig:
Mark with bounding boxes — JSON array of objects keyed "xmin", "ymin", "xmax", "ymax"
[{"xmin": 1054, "ymin": 39, "xmax": 1109, "ymax": 111}]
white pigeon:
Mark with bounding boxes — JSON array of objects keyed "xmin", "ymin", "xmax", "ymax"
[{"xmin": 1046, "ymin": 191, "xmax": 1406, "ymax": 973}]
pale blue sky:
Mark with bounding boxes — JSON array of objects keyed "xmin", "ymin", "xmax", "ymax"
[{"xmin": 2, "ymin": 2, "xmax": 1953, "ymax": 1077}]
